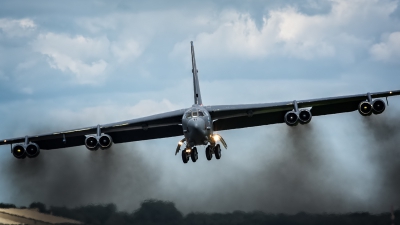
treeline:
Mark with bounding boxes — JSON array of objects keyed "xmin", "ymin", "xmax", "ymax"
[{"xmin": 0, "ymin": 200, "xmax": 398, "ymax": 225}]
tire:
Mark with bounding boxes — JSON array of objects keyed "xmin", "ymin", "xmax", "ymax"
[
  {"xmin": 205, "ymin": 146, "xmax": 212, "ymax": 161},
  {"xmin": 214, "ymin": 144, "xmax": 221, "ymax": 160},
  {"xmin": 191, "ymin": 147, "xmax": 198, "ymax": 162},
  {"xmin": 182, "ymin": 149, "xmax": 189, "ymax": 164}
]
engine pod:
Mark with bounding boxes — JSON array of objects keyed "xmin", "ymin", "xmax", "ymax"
[
  {"xmin": 372, "ymin": 99, "xmax": 385, "ymax": 114},
  {"xmin": 358, "ymin": 101, "xmax": 372, "ymax": 116},
  {"xmin": 99, "ymin": 134, "xmax": 113, "ymax": 150},
  {"xmin": 299, "ymin": 109, "xmax": 312, "ymax": 124},
  {"xmin": 12, "ymin": 144, "xmax": 26, "ymax": 159},
  {"xmin": 85, "ymin": 136, "xmax": 99, "ymax": 151},
  {"xmin": 284, "ymin": 111, "xmax": 299, "ymax": 126},
  {"xmin": 26, "ymin": 143, "xmax": 40, "ymax": 158}
]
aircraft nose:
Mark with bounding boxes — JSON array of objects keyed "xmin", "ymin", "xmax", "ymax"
[{"xmin": 187, "ymin": 118, "xmax": 206, "ymax": 134}]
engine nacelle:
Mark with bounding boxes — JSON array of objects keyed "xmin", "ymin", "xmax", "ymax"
[
  {"xmin": 99, "ymin": 134, "xmax": 113, "ymax": 150},
  {"xmin": 85, "ymin": 136, "xmax": 99, "ymax": 151},
  {"xmin": 358, "ymin": 101, "xmax": 372, "ymax": 116},
  {"xmin": 372, "ymin": 99, "xmax": 386, "ymax": 115},
  {"xmin": 299, "ymin": 109, "xmax": 312, "ymax": 124},
  {"xmin": 26, "ymin": 143, "xmax": 40, "ymax": 158},
  {"xmin": 12, "ymin": 144, "xmax": 26, "ymax": 159},
  {"xmin": 284, "ymin": 111, "xmax": 299, "ymax": 126}
]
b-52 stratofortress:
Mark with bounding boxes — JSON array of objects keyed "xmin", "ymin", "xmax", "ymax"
[{"xmin": 1, "ymin": 42, "xmax": 399, "ymax": 163}]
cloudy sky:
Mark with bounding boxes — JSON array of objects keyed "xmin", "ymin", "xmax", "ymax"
[{"xmin": 0, "ymin": 0, "xmax": 400, "ymax": 214}]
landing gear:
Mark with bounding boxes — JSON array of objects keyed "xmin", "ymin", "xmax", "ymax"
[
  {"xmin": 182, "ymin": 149, "xmax": 189, "ymax": 164},
  {"xmin": 205, "ymin": 146, "xmax": 213, "ymax": 161},
  {"xmin": 191, "ymin": 147, "xmax": 198, "ymax": 162},
  {"xmin": 214, "ymin": 144, "xmax": 221, "ymax": 159}
]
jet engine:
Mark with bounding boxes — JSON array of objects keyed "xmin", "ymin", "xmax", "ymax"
[
  {"xmin": 372, "ymin": 99, "xmax": 386, "ymax": 114},
  {"xmin": 99, "ymin": 134, "xmax": 112, "ymax": 150},
  {"xmin": 26, "ymin": 143, "xmax": 40, "ymax": 158},
  {"xmin": 284, "ymin": 111, "xmax": 299, "ymax": 126},
  {"xmin": 85, "ymin": 136, "xmax": 99, "ymax": 150},
  {"xmin": 299, "ymin": 109, "xmax": 312, "ymax": 124},
  {"xmin": 12, "ymin": 144, "xmax": 26, "ymax": 159},
  {"xmin": 358, "ymin": 101, "xmax": 372, "ymax": 116},
  {"xmin": 85, "ymin": 134, "xmax": 113, "ymax": 150}
]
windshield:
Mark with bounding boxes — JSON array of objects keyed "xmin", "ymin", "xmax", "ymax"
[{"xmin": 185, "ymin": 111, "xmax": 192, "ymax": 119}]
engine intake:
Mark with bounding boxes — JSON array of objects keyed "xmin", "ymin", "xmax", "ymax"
[
  {"xmin": 99, "ymin": 134, "xmax": 112, "ymax": 150},
  {"xmin": 284, "ymin": 111, "xmax": 299, "ymax": 126},
  {"xmin": 12, "ymin": 144, "xmax": 26, "ymax": 159},
  {"xmin": 372, "ymin": 99, "xmax": 386, "ymax": 114},
  {"xmin": 85, "ymin": 136, "xmax": 99, "ymax": 150},
  {"xmin": 358, "ymin": 101, "xmax": 372, "ymax": 116},
  {"xmin": 299, "ymin": 109, "xmax": 312, "ymax": 124},
  {"xmin": 26, "ymin": 143, "xmax": 40, "ymax": 158}
]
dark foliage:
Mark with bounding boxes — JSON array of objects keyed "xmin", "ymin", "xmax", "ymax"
[
  {"xmin": 1, "ymin": 200, "xmax": 399, "ymax": 225},
  {"xmin": 0, "ymin": 203, "xmax": 16, "ymax": 208},
  {"xmin": 29, "ymin": 202, "xmax": 47, "ymax": 213},
  {"xmin": 132, "ymin": 199, "xmax": 183, "ymax": 225}
]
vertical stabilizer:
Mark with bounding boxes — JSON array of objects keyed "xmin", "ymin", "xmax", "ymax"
[{"xmin": 191, "ymin": 41, "xmax": 203, "ymax": 105}]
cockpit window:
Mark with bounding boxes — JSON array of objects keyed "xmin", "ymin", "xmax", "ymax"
[
  {"xmin": 185, "ymin": 111, "xmax": 192, "ymax": 118},
  {"xmin": 192, "ymin": 111, "xmax": 198, "ymax": 117},
  {"xmin": 198, "ymin": 111, "xmax": 204, "ymax": 116}
]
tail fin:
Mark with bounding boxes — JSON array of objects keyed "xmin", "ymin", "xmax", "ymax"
[{"xmin": 191, "ymin": 41, "xmax": 203, "ymax": 105}]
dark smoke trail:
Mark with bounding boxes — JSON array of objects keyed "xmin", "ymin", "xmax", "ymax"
[
  {"xmin": 1, "ymin": 136, "xmax": 162, "ymax": 210},
  {"xmin": 170, "ymin": 112, "xmax": 400, "ymax": 214},
  {"xmin": 359, "ymin": 110, "xmax": 400, "ymax": 211}
]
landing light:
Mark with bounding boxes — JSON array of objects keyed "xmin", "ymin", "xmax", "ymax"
[
  {"xmin": 185, "ymin": 149, "xmax": 191, "ymax": 153},
  {"xmin": 213, "ymin": 135, "xmax": 220, "ymax": 141},
  {"xmin": 178, "ymin": 141, "xmax": 183, "ymax": 146}
]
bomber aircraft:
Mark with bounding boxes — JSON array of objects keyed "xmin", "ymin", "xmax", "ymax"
[{"xmin": 1, "ymin": 42, "xmax": 399, "ymax": 163}]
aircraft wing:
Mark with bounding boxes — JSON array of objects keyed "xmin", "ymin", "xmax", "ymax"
[
  {"xmin": 210, "ymin": 90, "xmax": 400, "ymax": 131},
  {"xmin": 0, "ymin": 109, "xmax": 186, "ymax": 150}
]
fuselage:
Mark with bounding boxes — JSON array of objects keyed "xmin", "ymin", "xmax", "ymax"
[{"xmin": 181, "ymin": 105, "xmax": 213, "ymax": 148}]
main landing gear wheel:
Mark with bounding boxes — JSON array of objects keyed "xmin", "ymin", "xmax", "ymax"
[
  {"xmin": 205, "ymin": 146, "xmax": 213, "ymax": 161},
  {"xmin": 191, "ymin": 147, "xmax": 198, "ymax": 162},
  {"xmin": 182, "ymin": 150, "xmax": 189, "ymax": 164},
  {"xmin": 214, "ymin": 144, "xmax": 221, "ymax": 159}
]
